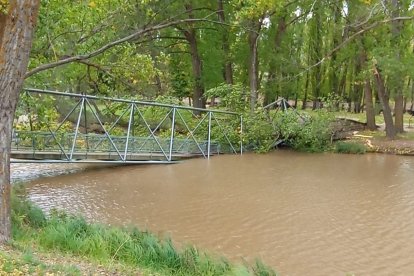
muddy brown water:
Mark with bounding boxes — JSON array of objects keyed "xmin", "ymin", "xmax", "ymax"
[{"xmin": 13, "ymin": 151, "xmax": 414, "ymax": 275}]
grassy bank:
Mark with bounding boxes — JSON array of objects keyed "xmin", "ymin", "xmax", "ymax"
[{"xmin": 8, "ymin": 188, "xmax": 276, "ymax": 276}]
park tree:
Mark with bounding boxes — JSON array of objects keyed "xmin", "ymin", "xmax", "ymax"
[{"xmin": 0, "ymin": 0, "xmax": 40, "ymax": 242}]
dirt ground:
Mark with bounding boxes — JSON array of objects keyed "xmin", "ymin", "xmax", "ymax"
[{"xmin": 350, "ymin": 124, "xmax": 414, "ymax": 155}]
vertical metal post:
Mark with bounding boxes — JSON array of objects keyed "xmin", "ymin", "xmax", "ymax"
[
  {"xmin": 70, "ymin": 97, "xmax": 84, "ymax": 160},
  {"xmin": 83, "ymin": 96, "xmax": 89, "ymax": 157},
  {"xmin": 124, "ymin": 103, "xmax": 135, "ymax": 161},
  {"xmin": 168, "ymin": 108, "xmax": 176, "ymax": 161},
  {"xmin": 207, "ymin": 111, "xmax": 212, "ymax": 159},
  {"xmin": 240, "ymin": 115, "xmax": 243, "ymax": 155}
]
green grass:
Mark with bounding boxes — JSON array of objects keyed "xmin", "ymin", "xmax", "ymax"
[
  {"xmin": 334, "ymin": 141, "xmax": 367, "ymax": 154},
  {"xmin": 306, "ymin": 109, "xmax": 414, "ymax": 125},
  {"xmin": 11, "ymin": 189, "xmax": 277, "ymax": 276}
]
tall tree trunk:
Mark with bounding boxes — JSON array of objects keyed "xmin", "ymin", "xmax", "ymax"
[
  {"xmin": 373, "ymin": 65, "xmax": 396, "ymax": 139},
  {"xmin": 183, "ymin": 4, "xmax": 205, "ymax": 110},
  {"xmin": 390, "ymin": 0, "xmax": 404, "ymax": 133},
  {"xmin": 357, "ymin": 39, "xmax": 376, "ymax": 129},
  {"xmin": 394, "ymin": 93, "xmax": 404, "ymax": 131},
  {"xmin": 353, "ymin": 49, "xmax": 365, "ymax": 113},
  {"xmin": 302, "ymin": 43, "xmax": 312, "ymax": 110},
  {"xmin": 311, "ymin": 7, "xmax": 322, "ymax": 109},
  {"xmin": 217, "ymin": 0, "xmax": 233, "ymax": 85},
  {"xmin": 265, "ymin": 16, "xmax": 287, "ymax": 105},
  {"xmin": 364, "ymin": 78, "xmax": 376, "ymax": 130},
  {"xmin": 248, "ymin": 20, "xmax": 262, "ymax": 112},
  {"xmin": 330, "ymin": 3, "xmax": 342, "ymax": 96},
  {"xmin": 0, "ymin": 0, "xmax": 40, "ymax": 243}
]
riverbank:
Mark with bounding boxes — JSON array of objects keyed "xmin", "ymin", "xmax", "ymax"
[
  {"xmin": 341, "ymin": 128, "xmax": 414, "ymax": 155},
  {"xmin": 6, "ymin": 189, "xmax": 276, "ymax": 276}
]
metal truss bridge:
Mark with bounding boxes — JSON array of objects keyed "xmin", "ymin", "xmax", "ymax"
[{"xmin": 11, "ymin": 89, "xmax": 242, "ymax": 164}]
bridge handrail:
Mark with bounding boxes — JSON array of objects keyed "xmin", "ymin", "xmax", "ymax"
[{"xmin": 24, "ymin": 88, "xmax": 240, "ymax": 116}]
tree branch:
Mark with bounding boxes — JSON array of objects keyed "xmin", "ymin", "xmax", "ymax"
[
  {"xmin": 279, "ymin": 16, "xmax": 414, "ymax": 83},
  {"xmin": 76, "ymin": 60, "xmax": 137, "ymax": 91},
  {"xmin": 25, "ymin": 17, "xmax": 222, "ymax": 79}
]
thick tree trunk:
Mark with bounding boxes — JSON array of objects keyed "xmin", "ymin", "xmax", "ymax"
[
  {"xmin": 248, "ymin": 24, "xmax": 261, "ymax": 112},
  {"xmin": 302, "ymin": 70, "xmax": 310, "ymax": 110},
  {"xmin": 0, "ymin": 0, "xmax": 40, "ymax": 243},
  {"xmin": 302, "ymin": 44, "xmax": 312, "ymax": 110},
  {"xmin": 183, "ymin": 4, "xmax": 205, "ymax": 110},
  {"xmin": 373, "ymin": 65, "xmax": 396, "ymax": 139},
  {"xmin": 186, "ymin": 32, "xmax": 205, "ymax": 109},
  {"xmin": 364, "ymin": 78, "xmax": 376, "ymax": 130},
  {"xmin": 390, "ymin": 0, "xmax": 404, "ymax": 133},
  {"xmin": 217, "ymin": 0, "xmax": 233, "ymax": 85},
  {"xmin": 357, "ymin": 39, "xmax": 376, "ymax": 129},
  {"xmin": 265, "ymin": 16, "xmax": 287, "ymax": 105},
  {"xmin": 394, "ymin": 93, "xmax": 404, "ymax": 132},
  {"xmin": 311, "ymin": 8, "xmax": 322, "ymax": 110},
  {"xmin": 330, "ymin": 4, "xmax": 342, "ymax": 95}
]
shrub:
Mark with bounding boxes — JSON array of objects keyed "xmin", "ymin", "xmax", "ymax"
[
  {"xmin": 273, "ymin": 110, "xmax": 334, "ymax": 152},
  {"xmin": 242, "ymin": 111, "xmax": 277, "ymax": 153},
  {"xmin": 335, "ymin": 141, "xmax": 366, "ymax": 154}
]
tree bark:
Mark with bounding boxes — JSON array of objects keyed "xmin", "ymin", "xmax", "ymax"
[
  {"xmin": 183, "ymin": 4, "xmax": 205, "ymax": 110},
  {"xmin": 248, "ymin": 20, "xmax": 262, "ymax": 112},
  {"xmin": 311, "ymin": 7, "xmax": 322, "ymax": 109},
  {"xmin": 217, "ymin": 0, "xmax": 233, "ymax": 85},
  {"xmin": 364, "ymin": 78, "xmax": 376, "ymax": 130},
  {"xmin": 264, "ymin": 16, "xmax": 287, "ymax": 105},
  {"xmin": 0, "ymin": 0, "xmax": 40, "ymax": 243},
  {"xmin": 390, "ymin": 0, "xmax": 404, "ymax": 133},
  {"xmin": 373, "ymin": 65, "xmax": 396, "ymax": 139},
  {"xmin": 330, "ymin": 4, "xmax": 342, "ymax": 96},
  {"xmin": 357, "ymin": 38, "xmax": 376, "ymax": 129}
]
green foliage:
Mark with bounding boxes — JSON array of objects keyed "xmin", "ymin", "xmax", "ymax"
[
  {"xmin": 205, "ymin": 83, "xmax": 249, "ymax": 112},
  {"xmin": 0, "ymin": 0, "xmax": 8, "ymax": 14},
  {"xmin": 273, "ymin": 110, "xmax": 334, "ymax": 152},
  {"xmin": 11, "ymin": 194, "xmax": 277, "ymax": 275},
  {"xmin": 334, "ymin": 141, "xmax": 367, "ymax": 154},
  {"xmin": 242, "ymin": 111, "xmax": 276, "ymax": 153},
  {"xmin": 323, "ymin": 92, "xmax": 344, "ymax": 112}
]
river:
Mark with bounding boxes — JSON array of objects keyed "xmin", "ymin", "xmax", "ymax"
[{"xmin": 13, "ymin": 151, "xmax": 414, "ymax": 275}]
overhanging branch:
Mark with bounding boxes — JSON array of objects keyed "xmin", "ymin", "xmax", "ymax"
[{"xmin": 25, "ymin": 17, "xmax": 222, "ymax": 79}]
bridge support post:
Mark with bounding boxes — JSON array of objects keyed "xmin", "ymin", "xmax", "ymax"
[
  {"xmin": 168, "ymin": 108, "xmax": 176, "ymax": 162},
  {"xmin": 124, "ymin": 103, "xmax": 135, "ymax": 161},
  {"xmin": 207, "ymin": 111, "xmax": 212, "ymax": 159},
  {"xmin": 70, "ymin": 97, "xmax": 85, "ymax": 160},
  {"xmin": 240, "ymin": 115, "xmax": 243, "ymax": 155}
]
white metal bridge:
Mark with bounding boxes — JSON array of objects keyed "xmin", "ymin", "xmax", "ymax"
[{"xmin": 11, "ymin": 89, "xmax": 243, "ymax": 164}]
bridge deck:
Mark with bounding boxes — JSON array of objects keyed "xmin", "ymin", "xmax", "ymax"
[{"xmin": 11, "ymin": 150, "xmax": 200, "ymax": 162}]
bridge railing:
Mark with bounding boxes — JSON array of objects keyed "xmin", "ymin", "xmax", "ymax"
[{"xmin": 12, "ymin": 89, "xmax": 242, "ymax": 163}]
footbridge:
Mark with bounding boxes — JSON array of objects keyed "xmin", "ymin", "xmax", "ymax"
[{"xmin": 12, "ymin": 89, "xmax": 242, "ymax": 164}]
